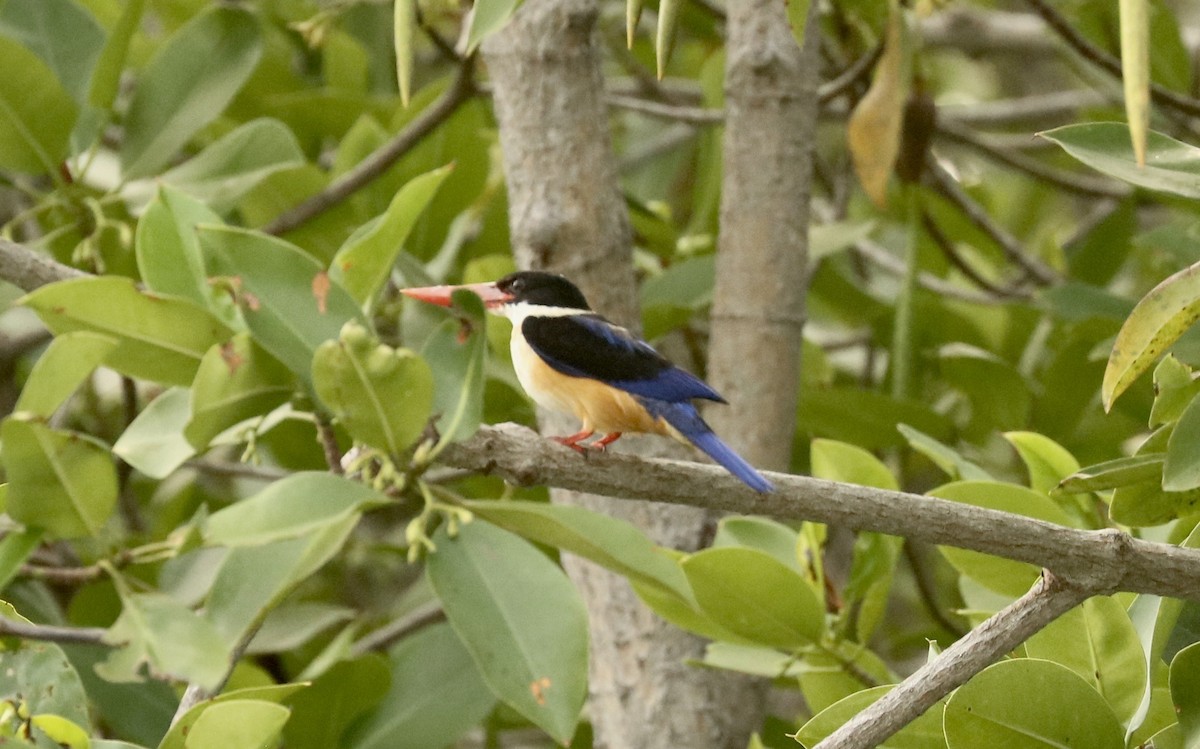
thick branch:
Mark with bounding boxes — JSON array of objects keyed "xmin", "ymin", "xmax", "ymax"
[
  {"xmin": 0, "ymin": 238, "xmax": 85, "ymax": 291},
  {"xmin": 439, "ymin": 423, "xmax": 1200, "ymax": 602},
  {"xmin": 261, "ymin": 63, "xmax": 475, "ymax": 237},
  {"xmin": 814, "ymin": 571, "xmax": 1090, "ymax": 749}
]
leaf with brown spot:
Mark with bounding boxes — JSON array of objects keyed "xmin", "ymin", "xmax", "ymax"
[
  {"xmin": 312, "ymin": 270, "xmax": 331, "ymax": 314},
  {"xmin": 1104, "ymin": 260, "xmax": 1200, "ymax": 411},
  {"xmin": 846, "ymin": 0, "xmax": 912, "ymax": 209}
]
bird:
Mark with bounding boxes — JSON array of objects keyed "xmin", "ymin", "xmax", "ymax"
[{"xmin": 401, "ymin": 270, "xmax": 774, "ymax": 493}]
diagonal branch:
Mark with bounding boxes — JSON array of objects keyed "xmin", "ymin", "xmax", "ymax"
[
  {"xmin": 260, "ymin": 62, "xmax": 476, "ymax": 237},
  {"xmin": 438, "ymin": 423, "xmax": 1200, "ymax": 602},
  {"xmin": 813, "ymin": 570, "xmax": 1090, "ymax": 749}
]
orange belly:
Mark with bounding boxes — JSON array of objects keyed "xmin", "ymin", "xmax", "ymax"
[{"xmin": 511, "ymin": 333, "xmax": 672, "ymax": 436}]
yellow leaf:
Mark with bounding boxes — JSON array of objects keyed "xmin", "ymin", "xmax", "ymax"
[
  {"xmin": 847, "ymin": 2, "xmax": 912, "ymax": 209},
  {"xmin": 1119, "ymin": 0, "xmax": 1150, "ymax": 168}
]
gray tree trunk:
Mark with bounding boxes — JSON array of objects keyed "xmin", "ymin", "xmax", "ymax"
[{"xmin": 481, "ymin": 0, "xmax": 784, "ymax": 745}]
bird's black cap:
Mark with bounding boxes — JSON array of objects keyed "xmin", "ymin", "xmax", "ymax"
[{"xmin": 496, "ymin": 271, "xmax": 592, "ymax": 310}]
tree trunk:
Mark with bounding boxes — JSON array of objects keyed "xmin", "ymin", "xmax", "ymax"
[{"xmin": 482, "ymin": 1, "xmax": 774, "ymax": 745}]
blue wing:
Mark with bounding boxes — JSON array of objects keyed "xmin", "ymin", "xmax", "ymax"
[{"xmin": 522, "ymin": 314, "xmax": 725, "ymax": 403}]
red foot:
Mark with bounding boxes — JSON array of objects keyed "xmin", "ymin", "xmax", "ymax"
[
  {"xmin": 552, "ymin": 430, "xmax": 594, "ymax": 453},
  {"xmin": 590, "ymin": 432, "xmax": 623, "ymax": 451}
]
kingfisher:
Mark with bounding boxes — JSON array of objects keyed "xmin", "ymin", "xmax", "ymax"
[{"xmin": 401, "ymin": 271, "xmax": 774, "ymax": 492}]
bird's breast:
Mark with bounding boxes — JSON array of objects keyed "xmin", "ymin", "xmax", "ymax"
[{"xmin": 510, "ymin": 332, "xmax": 669, "ymax": 435}]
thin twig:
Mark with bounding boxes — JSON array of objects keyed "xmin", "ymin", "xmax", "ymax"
[
  {"xmin": 261, "ymin": 61, "xmax": 476, "ymax": 237},
  {"xmin": 350, "ymin": 602, "xmax": 446, "ymax": 655},
  {"xmin": 938, "ymin": 90, "xmax": 1109, "ymax": 127},
  {"xmin": 0, "ymin": 617, "xmax": 109, "ymax": 645},
  {"xmin": 1023, "ymin": 0, "xmax": 1200, "ymax": 118},
  {"xmin": 815, "ymin": 571, "xmax": 1089, "ymax": 749},
  {"xmin": 937, "ymin": 120, "xmax": 1130, "ymax": 199},
  {"xmin": 605, "ymin": 93, "xmax": 723, "ymax": 124},
  {"xmin": 314, "ymin": 412, "xmax": 344, "ymax": 475},
  {"xmin": 183, "ymin": 459, "xmax": 289, "ymax": 482},
  {"xmin": 920, "ymin": 209, "xmax": 1030, "ymax": 299},
  {"xmin": 818, "ymin": 44, "xmax": 883, "ymax": 104},
  {"xmin": 925, "ymin": 161, "xmax": 1059, "ymax": 285}
]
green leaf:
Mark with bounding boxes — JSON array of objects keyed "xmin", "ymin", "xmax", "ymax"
[
  {"xmin": 112, "ymin": 387, "xmax": 195, "ymax": 479},
  {"xmin": 98, "ymin": 580, "xmax": 231, "ymax": 692},
  {"xmin": 938, "ymin": 343, "xmax": 1032, "ymax": 435},
  {"xmin": 0, "ymin": 35, "xmax": 76, "ymax": 173},
  {"xmin": 205, "ymin": 515, "xmax": 361, "ymax": 646},
  {"xmin": 199, "ymin": 226, "xmax": 365, "ymax": 388},
  {"xmin": 0, "ymin": 529, "xmax": 43, "ymax": 592},
  {"xmin": 312, "ymin": 323, "xmax": 434, "ymax": 455},
  {"xmin": 811, "ymin": 438, "xmax": 899, "ymax": 490},
  {"xmin": 204, "ymin": 472, "xmax": 387, "ymax": 547},
  {"xmin": 1170, "ymin": 642, "xmax": 1200, "ymax": 749},
  {"xmin": 629, "ymin": 574, "xmax": 747, "ymax": 644},
  {"xmin": 0, "ymin": 628, "xmax": 90, "ymax": 728},
  {"xmin": 897, "ymin": 423, "xmax": 991, "ymax": 481},
  {"xmin": 15, "ymin": 331, "xmax": 117, "ymax": 417},
  {"xmin": 246, "ymin": 602, "xmax": 354, "ymax": 655},
  {"xmin": 159, "ymin": 685, "xmax": 306, "ymax": 749},
  {"xmin": 712, "ymin": 516, "xmax": 803, "ymax": 573},
  {"xmin": 797, "ymin": 686, "xmax": 947, "ymax": 749},
  {"xmin": 797, "ymin": 644, "xmax": 896, "ymax": 715},
  {"xmin": 0, "ymin": 0, "xmax": 105, "ymax": 104},
  {"xmin": 1103, "ymin": 260, "xmax": 1200, "ymax": 410},
  {"xmin": 1055, "ymin": 453, "xmax": 1164, "ymax": 494},
  {"xmin": 154, "ymin": 118, "xmax": 306, "ymax": 215},
  {"xmin": 1151, "ymin": 355, "xmax": 1200, "ymax": 427},
  {"xmin": 1025, "ymin": 596, "xmax": 1147, "ymax": 724},
  {"xmin": 422, "ymin": 290, "xmax": 487, "ymax": 446},
  {"xmin": 682, "ymin": 547, "xmax": 823, "ymax": 649},
  {"xmin": 394, "ymin": 0, "xmax": 415, "ymax": 106},
  {"xmin": 465, "ymin": 499, "xmax": 691, "ymax": 597},
  {"xmin": 29, "ymin": 714, "xmax": 90, "ymax": 749},
  {"xmin": 88, "ymin": 0, "xmax": 144, "ymax": 110},
  {"xmin": 1165, "ymin": 393, "xmax": 1200, "ymax": 491},
  {"xmin": 1, "ymin": 415, "xmax": 117, "ymax": 539},
  {"xmin": 842, "ymin": 531, "xmax": 903, "ymax": 642},
  {"xmin": 345, "ymin": 624, "xmax": 496, "ymax": 749},
  {"xmin": 20, "ymin": 276, "xmax": 235, "ymax": 387},
  {"xmin": 1003, "ymin": 431, "xmax": 1081, "ymax": 495},
  {"xmin": 426, "ymin": 521, "xmax": 587, "ymax": 745},
  {"xmin": 282, "ymin": 655, "xmax": 389, "ymax": 749},
  {"xmin": 798, "ymin": 387, "xmax": 954, "ymax": 450},
  {"xmin": 175, "ymin": 700, "xmax": 290, "ymax": 749},
  {"xmin": 135, "ymin": 185, "xmax": 227, "ymax": 313},
  {"xmin": 120, "ymin": 6, "xmax": 263, "ymax": 178},
  {"xmin": 464, "ymin": 0, "xmax": 522, "ymax": 53},
  {"xmin": 1042, "ymin": 123, "xmax": 1200, "ymax": 199},
  {"xmin": 185, "ymin": 334, "xmax": 295, "ymax": 450},
  {"xmin": 943, "ymin": 659, "xmax": 1124, "ymax": 749},
  {"xmin": 331, "ymin": 165, "xmax": 454, "ymax": 306},
  {"xmin": 931, "ymin": 481, "xmax": 1072, "ymax": 597},
  {"xmin": 626, "ymin": 0, "xmax": 642, "ymax": 47}
]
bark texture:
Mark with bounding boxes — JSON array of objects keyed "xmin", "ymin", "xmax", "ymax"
[{"xmin": 482, "ymin": 1, "xmax": 770, "ymax": 745}]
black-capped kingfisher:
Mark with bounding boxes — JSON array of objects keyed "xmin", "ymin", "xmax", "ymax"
[{"xmin": 401, "ymin": 271, "xmax": 774, "ymax": 493}]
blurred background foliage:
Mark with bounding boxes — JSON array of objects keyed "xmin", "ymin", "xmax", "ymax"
[{"xmin": 2, "ymin": 0, "xmax": 1200, "ymax": 746}]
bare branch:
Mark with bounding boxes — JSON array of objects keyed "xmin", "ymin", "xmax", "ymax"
[
  {"xmin": 939, "ymin": 90, "xmax": 1109, "ymax": 127},
  {"xmin": 261, "ymin": 62, "xmax": 476, "ymax": 237},
  {"xmin": 0, "ymin": 237, "xmax": 85, "ymax": 292},
  {"xmin": 1023, "ymin": 0, "xmax": 1200, "ymax": 118},
  {"xmin": 0, "ymin": 617, "xmax": 109, "ymax": 645},
  {"xmin": 438, "ymin": 423, "xmax": 1200, "ymax": 602},
  {"xmin": 814, "ymin": 571, "xmax": 1090, "ymax": 749},
  {"xmin": 351, "ymin": 602, "xmax": 446, "ymax": 655}
]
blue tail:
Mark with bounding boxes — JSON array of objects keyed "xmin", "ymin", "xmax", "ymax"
[{"xmin": 643, "ymin": 400, "xmax": 774, "ymax": 493}]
